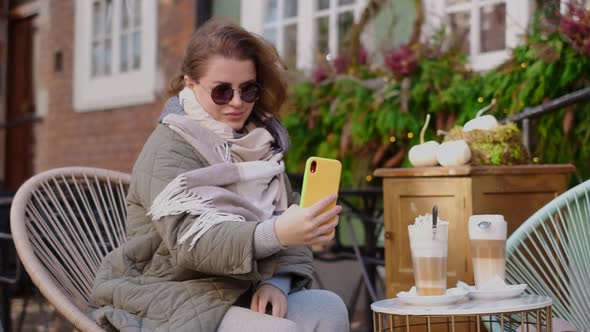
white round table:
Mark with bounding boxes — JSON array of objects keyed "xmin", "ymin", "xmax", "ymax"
[{"xmin": 371, "ymin": 295, "xmax": 552, "ymax": 332}]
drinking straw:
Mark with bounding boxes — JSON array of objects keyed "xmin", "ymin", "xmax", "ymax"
[{"xmin": 432, "ymin": 205, "xmax": 438, "ymax": 239}]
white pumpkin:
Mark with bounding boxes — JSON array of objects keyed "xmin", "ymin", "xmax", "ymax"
[
  {"xmin": 409, "ymin": 114, "xmax": 440, "ymax": 167},
  {"xmin": 463, "ymin": 115, "xmax": 498, "ymax": 131},
  {"xmin": 463, "ymin": 99, "xmax": 498, "ymax": 132},
  {"xmin": 436, "ymin": 140, "xmax": 471, "ymax": 166},
  {"xmin": 409, "ymin": 141, "xmax": 440, "ymax": 166}
]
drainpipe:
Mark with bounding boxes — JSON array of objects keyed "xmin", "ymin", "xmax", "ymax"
[{"xmin": 196, "ymin": 0, "xmax": 213, "ymax": 29}]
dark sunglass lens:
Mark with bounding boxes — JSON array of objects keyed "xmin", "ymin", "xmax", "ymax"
[
  {"xmin": 240, "ymin": 83, "xmax": 261, "ymax": 103},
  {"xmin": 211, "ymin": 84, "xmax": 234, "ymax": 105}
]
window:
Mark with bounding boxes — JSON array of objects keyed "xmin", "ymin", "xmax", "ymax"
[
  {"xmin": 424, "ymin": 0, "xmax": 530, "ymax": 71},
  {"xmin": 262, "ymin": 0, "xmax": 299, "ymax": 68},
  {"xmin": 74, "ymin": 0, "xmax": 157, "ymax": 112},
  {"xmin": 90, "ymin": 1, "xmax": 113, "ymax": 77},
  {"xmin": 241, "ymin": 0, "xmax": 367, "ymax": 71},
  {"xmin": 118, "ymin": 0, "xmax": 143, "ymax": 73},
  {"xmin": 314, "ymin": 0, "xmax": 358, "ymax": 62}
]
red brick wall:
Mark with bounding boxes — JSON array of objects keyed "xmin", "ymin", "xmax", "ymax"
[{"xmin": 35, "ymin": 0, "xmax": 195, "ymax": 174}]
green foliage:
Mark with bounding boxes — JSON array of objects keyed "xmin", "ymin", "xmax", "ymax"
[{"xmin": 284, "ymin": 9, "xmax": 590, "ymax": 187}]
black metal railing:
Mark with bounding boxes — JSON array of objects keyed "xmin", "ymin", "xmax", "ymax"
[{"xmin": 500, "ymin": 86, "xmax": 590, "ymax": 150}]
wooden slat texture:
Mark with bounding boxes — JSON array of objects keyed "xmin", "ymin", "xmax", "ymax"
[{"xmin": 374, "ymin": 164, "xmax": 575, "ymax": 178}]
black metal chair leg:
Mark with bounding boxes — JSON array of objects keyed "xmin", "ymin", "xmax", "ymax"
[
  {"xmin": 375, "ymin": 268, "xmax": 385, "ymax": 298},
  {"xmin": 344, "ymin": 218, "xmax": 378, "ymax": 302},
  {"xmin": 347, "ymin": 275, "xmax": 364, "ymax": 323}
]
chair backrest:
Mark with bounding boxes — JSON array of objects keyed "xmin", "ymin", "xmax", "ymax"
[
  {"xmin": 10, "ymin": 167, "xmax": 130, "ymax": 332},
  {"xmin": 506, "ymin": 179, "xmax": 590, "ymax": 331}
]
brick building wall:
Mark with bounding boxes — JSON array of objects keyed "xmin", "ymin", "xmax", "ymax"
[{"xmin": 35, "ymin": 0, "xmax": 195, "ymax": 174}]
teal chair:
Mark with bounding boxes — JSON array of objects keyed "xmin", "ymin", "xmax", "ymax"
[{"xmin": 506, "ymin": 180, "xmax": 590, "ymax": 331}]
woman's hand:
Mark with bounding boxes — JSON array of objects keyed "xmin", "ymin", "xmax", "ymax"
[
  {"xmin": 274, "ymin": 194, "xmax": 341, "ymax": 247},
  {"xmin": 250, "ymin": 284, "xmax": 288, "ymax": 318}
]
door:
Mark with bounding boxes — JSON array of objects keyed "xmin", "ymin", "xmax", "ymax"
[{"xmin": 5, "ymin": 16, "xmax": 35, "ymax": 191}]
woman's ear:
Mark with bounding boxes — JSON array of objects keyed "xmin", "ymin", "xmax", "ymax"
[{"xmin": 184, "ymin": 75, "xmax": 196, "ymax": 90}]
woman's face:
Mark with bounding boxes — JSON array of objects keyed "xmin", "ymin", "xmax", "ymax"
[{"xmin": 186, "ymin": 55, "xmax": 257, "ymax": 131}]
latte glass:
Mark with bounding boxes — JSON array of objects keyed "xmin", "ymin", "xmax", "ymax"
[
  {"xmin": 408, "ymin": 219, "xmax": 449, "ymax": 296},
  {"xmin": 468, "ymin": 215, "xmax": 507, "ymax": 288}
]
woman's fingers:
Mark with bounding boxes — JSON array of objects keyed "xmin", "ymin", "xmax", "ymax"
[
  {"xmin": 315, "ymin": 216, "xmax": 339, "ymax": 236},
  {"xmin": 311, "ymin": 229, "xmax": 336, "ymax": 245},
  {"xmin": 275, "ymin": 195, "xmax": 342, "ymax": 247},
  {"xmin": 313, "ymin": 205, "xmax": 342, "ymax": 226},
  {"xmin": 250, "ymin": 293, "xmax": 259, "ymax": 312},
  {"xmin": 271, "ymin": 298, "xmax": 281, "ymax": 317},
  {"xmin": 307, "ymin": 205, "xmax": 341, "ymax": 243},
  {"xmin": 278, "ymin": 296, "xmax": 287, "ymax": 318},
  {"xmin": 257, "ymin": 293, "xmax": 269, "ymax": 314},
  {"xmin": 271, "ymin": 291, "xmax": 287, "ymax": 318},
  {"xmin": 306, "ymin": 194, "xmax": 338, "ymax": 216}
]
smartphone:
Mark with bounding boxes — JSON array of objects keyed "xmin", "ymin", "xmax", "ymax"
[{"xmin": 300, "ymin": 157, "xmax": 342, "ymax": 210}]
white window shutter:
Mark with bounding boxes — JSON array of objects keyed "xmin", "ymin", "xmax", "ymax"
[
  {"xmin": 506, "ymin": 0, "xmax": 530, "ymax": 50},
  {"xmin": 298, "ymin": 0, "xmax": 314, "ymax": 70},
  {"xmin": 240, "ymin": 0, "xmax": 264, "ymax": 34}
]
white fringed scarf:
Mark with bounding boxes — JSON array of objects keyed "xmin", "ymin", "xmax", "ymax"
[{"xmin": 148, "ymin": 88, "xmax": 289, "ymax": 249}]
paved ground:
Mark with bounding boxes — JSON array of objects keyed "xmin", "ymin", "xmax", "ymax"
[{"xmin": 7, "ymin": 298, "xmax": 73, "ymax": 332}]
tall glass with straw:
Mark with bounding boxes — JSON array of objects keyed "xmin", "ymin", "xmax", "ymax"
[{"xmin": 408, "ymin": 206, "xmax": 449, "ymax": 296}]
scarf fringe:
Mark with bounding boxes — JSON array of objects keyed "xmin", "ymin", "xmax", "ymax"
[
  {"xmin": 147, "ymin": 176, "xmax": 211, "ymax": 220},
  {"xmin": 179, "ymin": 211, "xmax": 245, "ymax": 249},
  {"xmin": 215, "ymin": 142, "xmax": 232, "ymax": 163},
  {"xmin": 148, "ymin": 175, "xmax": 245, "ymax": 249}
]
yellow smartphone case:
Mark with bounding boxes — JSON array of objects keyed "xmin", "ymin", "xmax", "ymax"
[{"xmin": 300, "ymin": 157, "xmax": 342, "ymax": 210}]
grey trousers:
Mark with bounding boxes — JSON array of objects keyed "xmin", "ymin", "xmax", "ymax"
[{"xmin": 217, "ymin": 289, "xmax": 349, "ymax": 332}]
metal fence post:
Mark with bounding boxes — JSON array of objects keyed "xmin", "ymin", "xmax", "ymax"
[{"xmin": 522, "ymin": 118, "xmax": 531, "ymax": 152}]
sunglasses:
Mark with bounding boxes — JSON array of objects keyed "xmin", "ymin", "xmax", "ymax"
[{"xmin": 199, "ymin": 80, "xmax": 262, "ymax": 105}]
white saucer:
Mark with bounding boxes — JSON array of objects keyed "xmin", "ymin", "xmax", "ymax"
[
  {"xmin": 457, "ymin": 282, "xmax": 527, "ymax": 300},
  {"xmin": 468, "ymin": 284, "xmax": 527, "ymax": 300},
  {"xmin": 396, "ymin": 287, "xmax": 468, "ymax": 306}
]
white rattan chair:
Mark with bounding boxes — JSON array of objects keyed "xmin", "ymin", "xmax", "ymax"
[
  {"xmin": 10, "ymin": 167, "xmax": 130, "ymax": 332},
  {"xmin": 506, "ymin": 179, "xmax": 590, "ymax": 331}
]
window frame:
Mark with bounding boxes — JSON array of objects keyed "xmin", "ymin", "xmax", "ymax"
[
  {"xmin": 241, "ymin": 0, "xmax": 367, "ymax": 71},
  {"xmin": 261, "ymin": 0, "xmax": 299, "ymax": 68},
  {"xmin": 423, "ymin": 0, "xmax": 530, "ymax": 71},
  {"xmin": 561, "ymin": 0, "xmax": 590, "ymax": 13},
  {"xmin": 73, "ymin": 0, "xmax": 157, "ymax": 112}
]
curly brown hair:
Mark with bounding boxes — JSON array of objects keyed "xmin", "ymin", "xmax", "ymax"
[{"xmin": 169, "ymin": 18, "xmax": 288, "ymax": 118}]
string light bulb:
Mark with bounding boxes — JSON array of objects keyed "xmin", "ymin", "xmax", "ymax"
[
  {"xmin": 477, "ymin": 97, "xmax": 484, "ymax": 103},
  {"xmin": 407, "ymin": 132, "xmax": 414, "ymax": 139},
  {"xmin": 520, "ymin": 62, "xmax": 527, "ymax": 69},
  {"xmin": 366, "ymin": 175, "xmax": 373, "ymax": 182},
  {"xmin": 389, "ymin": 136, "xmax": 396, "ymax": 143},
  {"xmin": 533, "ymin": 157, "xmax": 540, "ymax": 163}
]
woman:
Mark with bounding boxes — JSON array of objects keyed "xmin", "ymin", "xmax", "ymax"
[{"xmin": 89, "ymin": 18, "xmax": 349, "ymax": 332}]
